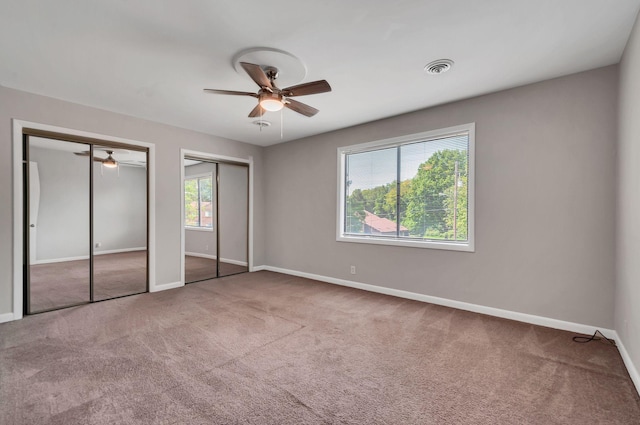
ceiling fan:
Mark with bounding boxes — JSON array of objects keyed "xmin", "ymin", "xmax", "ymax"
[{"xmin": 204, "ymin": 62, "xmax": 331, "ymax": 117}]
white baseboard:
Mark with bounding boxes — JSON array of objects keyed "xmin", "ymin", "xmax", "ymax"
[
  {"xmin": 222, "ymin": 258, "xmax": 248, "ymax": 267},
  {"xmin": 262, "ymin": 266, "xmax": 616, "ymax": 338},
  {"xmin": 613, "ymin": 332, "xmax": 640, "ymax": 396},
  {"xmin": 150, "ymin": 281, "xmax": 182, "ymax": 292},
  {"xmin": 95, "ymin": 247, "xmax": 146, "ymax": 256},
  {"xmin": 35, "ymin": 255, "xmax": 88, "ymax": 264},
  {"xmin": 186, "ymin": 251, "xmax": 217, "ymax": 260},
  {"xmin": 185, "ymin": 252, "xmax": 248, "ymax": 266},
  {"xmin": 252, "ymin": 265, "xmax": 268, "ymax": 272},
  {"xmin": 35, "ymin": 247, "xmax": 146, "ymax": 265},
  {"xmin": 0, "ymin": 312, "xmax": 15, "ymax": 324}
]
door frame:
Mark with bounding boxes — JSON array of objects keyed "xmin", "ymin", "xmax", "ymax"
[
  {"xmin": 28, "ymin": 161, "xmax": 40, "ymax": 265},
  {"xmin": 12, "ymin": 119, "xmax": 156, "ymax": 320},
  {"xmin": 180, "ymin": 149, "xmax": 254, "ymax": 285}
]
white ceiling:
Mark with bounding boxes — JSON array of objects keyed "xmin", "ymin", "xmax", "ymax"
[{"xmin": 2, "ymin": 1, "xmax": 639, "ymax": 146}]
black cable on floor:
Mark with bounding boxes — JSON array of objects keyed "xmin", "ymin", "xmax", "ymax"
[{"xmin": 573, "ymin": 330, "xmax": 616, "ymax": 346}]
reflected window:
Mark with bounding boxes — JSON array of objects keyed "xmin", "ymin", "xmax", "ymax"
[{"xmin": 185, "ymin": 174, "xmax": 213, "ymax": 229}]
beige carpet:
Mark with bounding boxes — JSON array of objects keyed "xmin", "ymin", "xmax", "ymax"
[{"xmin": 1, "ymin": 271, "xmax": 638, "ymax": 424}]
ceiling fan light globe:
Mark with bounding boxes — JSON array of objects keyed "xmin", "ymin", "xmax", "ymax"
[{"xmin": 260, "ymin": 98, "xmax": 284, "ymax": 112}]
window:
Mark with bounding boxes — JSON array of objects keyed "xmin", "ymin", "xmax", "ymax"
[
  {"xmin": 184, "ymin": 174, "xmax": 213, "ymax": 229},
  {"xmin": 337, "ymin": 123, "xmax": 474, "ymax": 251}
]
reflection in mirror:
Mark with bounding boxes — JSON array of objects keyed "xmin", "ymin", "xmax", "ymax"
[
  {"xmin": 184, "ymin": 159, "xmax": 218, "ymax": 283},
  {"xmin": 93, "ymin": 146, "xmax": 148, "ymax": 300},
  {"xmin": 218, "ymin": 163, "xmax": 249, "ymax": 277},
  {"xmin": 27, "ymin": 137, "xmax": 91, "ymax": 312}
]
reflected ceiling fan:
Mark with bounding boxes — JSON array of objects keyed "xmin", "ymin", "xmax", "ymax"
[
  {"xmin": 74, "ymin": 150, "xmax": 118, "ymax": 168},
  {"xmin": 204, "ymin": 62, "xmax": 331, "ymax": 117},
  {"xmin": 74, "ymin": 149, "xmax": 149, "ymax": 168}
]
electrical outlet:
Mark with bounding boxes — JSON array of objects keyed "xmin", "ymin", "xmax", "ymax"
[
  {"xmin": 350, "ymin": 266, "xmax": 356, "ymax": 275},
  {"xmin": 95, "ymin": 242, "xmax": 101, "ymax": 248},
  {"xmin": 205, "ymin": 244, "xmax": 209, "ymax": 251}
]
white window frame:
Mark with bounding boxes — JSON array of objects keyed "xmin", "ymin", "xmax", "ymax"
[
  {"xmin": 184, "ymin": 172, "xmax": 214, "ymax": 231},
  {"xmin": 336, "ymin": 123, "xmax": 475, "ymax": 252}
]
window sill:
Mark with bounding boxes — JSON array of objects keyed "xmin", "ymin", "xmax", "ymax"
[
  {"xmin": 337, "ymin": 234, "xmax": 474, "ymax": 252},
  {"xmin": 185, "ymin": 226, "xmax": 214, "ymax": 232}
]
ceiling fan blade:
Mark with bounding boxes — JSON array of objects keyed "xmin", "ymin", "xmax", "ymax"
[
  {"xmin": 284, "ymin": 98, "xmax": 319, "ymax": 117},
  {"xmin": 74, "ymin": 151, "xmax": 108, "ymax": 163},
  {"xmin": 248, "ymin": 104, "xmax": 266, "ymax": 118},
  {"xmin": 282, "ymin": 80, "xmax": 331, "ymax": 97},
  {"xmin": 204, "ymin": 89, "xmax": 257, "ymax": 97},
  {"xmin": 240, "ymin": 62, "xmax": 273, "ymax": 89}
]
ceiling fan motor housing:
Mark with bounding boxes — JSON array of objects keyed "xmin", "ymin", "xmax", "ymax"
[{"xmin": 263, "ymin": 66, "xmax": 279, "ymax": 82}]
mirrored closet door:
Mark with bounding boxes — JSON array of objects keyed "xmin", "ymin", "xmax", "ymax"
[
  {"xmin": 218, "ymin": 162, "xmax": 249, "ymax": 277},
  {"xmin": 23, "ymin": 132, "xmax": 149, "ymax": 314},
  {"xmin": 26, "ymin": 137, "xmax": 91, "ymax": 312},
  {"xmin": 93, "ymin": 144, "xmax": 148, "ymax": 301},
  {"xmin": 184, "ymin": 159, "xmax": 218, "ymax": 283},
  {"xmin": 184, "ymin": 157, "xmax": 249, "ymax": 283}
]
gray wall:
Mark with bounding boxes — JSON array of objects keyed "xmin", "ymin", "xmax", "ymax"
[
  {"xmin": 0, "ymin": 85, "xmax": 265, "ymax": 315},
  {"xmin": 264, "ymin": 66, "xmax": 618, "ymax": 328},
  {"xmin": 29, "ymin": 146, "xmax": 147, "ymax": 262},
  {"xmin": 93, "ymin": 161, "xmax": 147, "ymax": 254},
  {"xmin": 29, "ymin": 146, "xmax": 90, "ymax": 261},
  {"xmin": 617, "ymin": 10, "xmax": 640, "ymax": 383}
]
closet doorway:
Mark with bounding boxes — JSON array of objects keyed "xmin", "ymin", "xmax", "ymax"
[
  {"xmin": 183, "ymin": 154, "xmax": 249, "ymax": 283},
  {"xmin": 23, "ymin": 129, "xmax": 149, "ymax": 314}
]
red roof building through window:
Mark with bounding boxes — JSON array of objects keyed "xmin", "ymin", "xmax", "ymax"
[{"xmin": 363, "ymin": 211, "xmax": 409, "ymax": 236}]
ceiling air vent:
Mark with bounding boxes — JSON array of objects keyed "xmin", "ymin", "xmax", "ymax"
[
  {"xmin": 424, "ymin": 59, "xmax": 454, "ymax": 75},
  {"xmin": 252, "ymin": 120, "xmax": 271, "ymax": 128}
]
